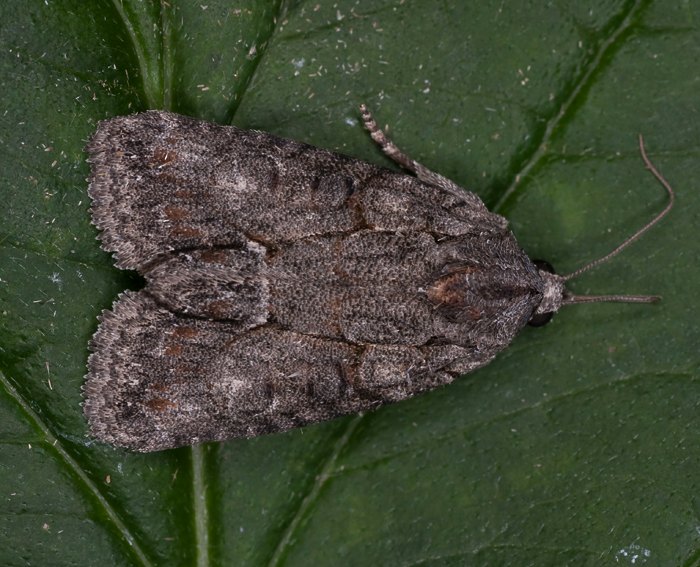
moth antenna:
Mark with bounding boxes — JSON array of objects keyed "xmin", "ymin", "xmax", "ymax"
[
  {"xmin": 561, "ymin": 135, "xmax": 675, "ymax": 294},
  {"xmin": 562, "ymin": 292, "xmax": 660, "ymax": 306},
  {"xmin": 359, "ymin": 104, "xmax": 467, "ymax": 200}
]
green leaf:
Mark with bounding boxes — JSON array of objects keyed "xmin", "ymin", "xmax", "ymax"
[{"xmin": 1, "ymin": 1, "xmax": 698, "ymax": 565}]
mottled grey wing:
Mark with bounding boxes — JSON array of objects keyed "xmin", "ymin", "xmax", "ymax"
[
  {"xmin": 84, "ymin": 292, "xmax": 473, "ymax": 452},
  {"xmin": 86, "ymin": 110, "xmax": 501, "ymax": 270}
]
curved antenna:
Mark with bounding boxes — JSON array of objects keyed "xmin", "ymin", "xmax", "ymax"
[{"xmin": 562, "ymin": 135, "xmax": 675, "ymax": 286}]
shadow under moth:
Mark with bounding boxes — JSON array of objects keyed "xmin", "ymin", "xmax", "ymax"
[{"xmin": 83, "ymin": 106, "xmax": 674, "ymax": 452}]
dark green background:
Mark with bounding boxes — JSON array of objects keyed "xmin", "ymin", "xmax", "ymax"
[{"xmin": 1, "ymin": 1, "xmax": 698, "ymax": 565}]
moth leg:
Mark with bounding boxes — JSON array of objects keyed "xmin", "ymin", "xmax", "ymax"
[{"xmin": 359, "ymin": 104, "xmax": 467, "ymax": 200}]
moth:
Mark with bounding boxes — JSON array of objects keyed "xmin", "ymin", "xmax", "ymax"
[{"xmin": 84, "ymin": 107, "xmax": 674, "ymax": 452}]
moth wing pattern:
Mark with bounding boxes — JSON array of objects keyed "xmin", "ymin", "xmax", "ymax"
[
  {"xmin": 85, "ymin": 111, "xmax": 545, "ymax": 452},
  {"xmin": 86, "ymin": 111, "xmax": 498, "ymax": 270},
  {"xmin": 85, "ymin": 292, "xmax": 481, "ymax": 452}
]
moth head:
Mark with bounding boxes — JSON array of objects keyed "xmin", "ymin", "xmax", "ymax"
[
  {"xmin": 528, "ymin": 135, "xmax": 674, "ymax": 327},
  {"xmin": 528, "ymin": 261, "xmax": 563, "ymax": 327},
  {"xmin": 527, "ymin": 260, "xmax": 663, "ymax": 328}
]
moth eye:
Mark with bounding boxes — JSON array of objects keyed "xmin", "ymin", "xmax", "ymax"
[
  {"xmin": 533, "ymin": 259, "xmax": 555, "ymax": 274},
  {"xmin": 528, "ymin": 259, "xmax": 556, "ymax": 327},
  {"xmin": 528, "ymin": 311, "xmax": 554, "ymax": 327}
]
